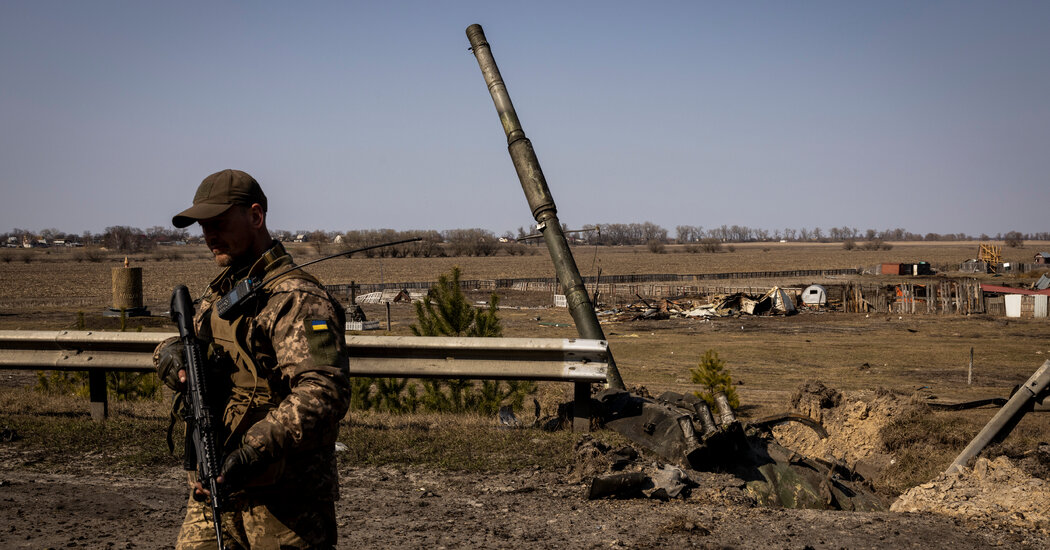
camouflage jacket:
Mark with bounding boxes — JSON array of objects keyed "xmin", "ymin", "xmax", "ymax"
[{"xmin": 193, "ymin": 241, "xmax": 350, "ymax": 501}]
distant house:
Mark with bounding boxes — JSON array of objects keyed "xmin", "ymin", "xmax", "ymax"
[
  {"xmin": 981, "ymin": 283, "xmax": 1050, "ymax": 318},
  {"xmin": 294, "ymin": 234, "xmax": 307, "ymax": 243},
  {"xmin": 1035, "ymin": 252, "xmax": 1050, "ymax": 264}
]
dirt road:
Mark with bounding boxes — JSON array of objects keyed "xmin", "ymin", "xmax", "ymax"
[{"xmin": 1, "ymin": 464, "xmax": 1044, "ymax": 549}]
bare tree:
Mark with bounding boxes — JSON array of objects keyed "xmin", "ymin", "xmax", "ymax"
[
  {"xmin": 1004, "ymin": 231, "xmax": 1024, "ymax": 248},
  {"xmin": 103, "ymin": 226, "xmax": 152, "ymax": 253}
]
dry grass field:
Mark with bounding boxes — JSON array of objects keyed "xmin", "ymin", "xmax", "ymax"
[
  {"xmin": 2, "ymin": 241, "xmax": 1049, "ymax": 547},
  {"xmin": 1, "ymin": 241, "xmax": 1047, "ymax": 416},
  {"xmin": 1, "ymin": 240, "xmax": 1046, "ymax": 318}
]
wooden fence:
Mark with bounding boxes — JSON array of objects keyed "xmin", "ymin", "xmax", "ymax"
[{"xmin": 839, "ymin": 279, "xmax": 985, "ymax": 314}]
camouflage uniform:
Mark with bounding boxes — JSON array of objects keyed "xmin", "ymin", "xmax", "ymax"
[{"xmin": 160, "ymin": 241, "xmax": 350, "ymax": 549}]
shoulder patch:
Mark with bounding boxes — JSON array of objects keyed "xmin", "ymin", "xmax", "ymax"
[
  {"xmin": 304, "ymin": 318, "xmax": 339, "ymax": 366},
  {"xmin": 309, "ymin": 319, "xmax": 329, "ymax": 331}
]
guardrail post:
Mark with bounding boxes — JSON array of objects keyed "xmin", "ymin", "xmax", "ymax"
[
  {"xmin": 573, "ymin": 382, "xmax": 591, "ymax": 432},
  {"xmin": 88, "ymin": 370, "xmax": 108, "ymax": 420}
]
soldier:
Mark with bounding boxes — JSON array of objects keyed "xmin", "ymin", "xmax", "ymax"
[{"xmin": 154, "ymin": 169, "xmax": 351, "ymax": 549}]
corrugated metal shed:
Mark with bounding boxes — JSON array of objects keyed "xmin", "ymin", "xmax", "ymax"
[{"xmin": 880, "ymin": 263, "xmax": 901, "ymax": 275}]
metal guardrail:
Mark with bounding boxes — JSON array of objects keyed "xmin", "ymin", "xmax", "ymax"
[
  {"xmin": 345, "ymin": 335, "xmax": 607, "ymax": 381},
  {"xmin": 0, "ymin": 330, "xmax": 608, "ymax": 428}
]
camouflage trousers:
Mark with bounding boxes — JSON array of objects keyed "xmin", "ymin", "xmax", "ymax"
[{"xmin": 175, "ymin": 491, "xmax": 336, "ymax": 550}]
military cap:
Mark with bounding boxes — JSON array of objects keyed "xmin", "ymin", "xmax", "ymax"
[{"xmin": 172, "ymin": 169, "xmax": 268, "ymax": 228}]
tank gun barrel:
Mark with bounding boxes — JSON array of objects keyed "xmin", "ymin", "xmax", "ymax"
[{"xmin": 466, "ymin": 23, "xmax": 624, "ymax": 390}]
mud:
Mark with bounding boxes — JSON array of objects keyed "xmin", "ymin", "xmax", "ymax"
[{"xmin": 1, "ymin": 464, "xmax": 1047, "ymax": 549}]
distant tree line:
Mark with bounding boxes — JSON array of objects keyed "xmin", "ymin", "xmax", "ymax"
[
  {"xmin": 5, "ymin": 224, "xmax": 1045, "ymax": 255},
  {"xmin": 2, "ymin": 226, "xmax": 190, "ymax": 253},
  {"xmin": 568, "ymin": 223, "xmax": 1047, "ymax": 248}
]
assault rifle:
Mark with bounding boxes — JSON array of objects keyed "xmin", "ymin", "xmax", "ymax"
[{"xmin": 171, "ymin": 284, "xmax": 226, "ymax": 550}]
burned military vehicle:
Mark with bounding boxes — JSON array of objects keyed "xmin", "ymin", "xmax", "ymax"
[{"xmin": 465, "ymin": 23, "xmax": 884, "ymax": 510}]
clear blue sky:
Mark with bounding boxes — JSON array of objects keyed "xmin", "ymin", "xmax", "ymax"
[{"xmin": 2, "ymin": 1, "xmax": 1047, "ymax": 237}]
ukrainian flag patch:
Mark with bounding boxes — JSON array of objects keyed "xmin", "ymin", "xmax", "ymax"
[{"xmin": 305, "ymin": 318, "xmax": 339, "ymax": 365}]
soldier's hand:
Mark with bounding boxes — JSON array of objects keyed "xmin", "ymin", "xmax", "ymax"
[
  {"xmin": 219, "ymin": 444, "xmax": 266, "ymax": 489},
  {"xmin": 187, "ymin": 471, "xmax": 211, "ymax": 500},
  {"xmin": 153, "ymin": 337, "xmax": 186, "ymax": 391}
]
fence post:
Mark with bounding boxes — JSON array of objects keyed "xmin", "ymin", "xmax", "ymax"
[{"xmin": 968, "ymin": 347, "xmax": 974, "ymax": 385}]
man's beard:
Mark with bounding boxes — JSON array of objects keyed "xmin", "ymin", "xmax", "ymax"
[
  {"xmin": 211, "ymin": 250, "xmax": 234, "ymax": 267},
  {"xmin": 212, "ymin": 251, "xmax": 250, "ymax": 268}
]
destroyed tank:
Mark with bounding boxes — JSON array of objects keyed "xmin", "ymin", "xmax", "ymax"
[{"xmin": 466, "ymin": 23, "xmax": 883, "ymax": 510}]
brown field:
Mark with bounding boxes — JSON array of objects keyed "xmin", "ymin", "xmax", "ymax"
[
  {"xmin": 1, "ymin": 241, "xmax": 1047, "ymax": 423},
  {"xmin": 1, "ymin": 240, "xmax": 1046, "ymax": 319},
  {"xmin": 2, "ymin": 241, "xmax": 1049, "ymax": 547}
]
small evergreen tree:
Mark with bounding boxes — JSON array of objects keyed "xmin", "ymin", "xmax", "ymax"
[
  {"xmin": 411, "ymin": 266, "xmax": 501, "ymax": 337},
  {"xmin": 410, "ymin": 266, "xmax": 533, "ymax": 413},
  {"xmin": 344, "ymin": 267, "xmax": 535, "ymax": 414},
  {"xmin": 375, "ymin": 377, "xmax": 419, "ymax": 413},
  {"xmin": 690, "ymin": 349, "xmax": 740, "ymax": 410},
  {"xmin": 348, "ymin": 377, "xmax": 376, "ymax": 411}
]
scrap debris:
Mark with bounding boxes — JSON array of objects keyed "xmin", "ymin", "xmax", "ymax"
[
  {"xmin": 562, "ymin": 387, "xmax": 884, "ymax": 510},
  {"xmin": 572, "ymin": 436, "xmax": 692, "ymax": 501},
  {"xmin": 598, "ymin": 286, "xmax": 800, "ymax": 322}
]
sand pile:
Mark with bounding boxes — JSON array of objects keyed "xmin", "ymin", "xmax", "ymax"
[
  {"xmin": 771, "ymin": 381, "xmax": 902, "ymax": 475},
  {"xmin": 892, "ymin": 455, "xmax": 1050, "ymax": 533}
]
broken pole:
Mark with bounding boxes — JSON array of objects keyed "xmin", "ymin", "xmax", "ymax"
[
  {"xmin": 947, "ymin": 360, "xmax": 1050, "ymax": 473},
  {"xmin": 467, "ymin": 23, "xmax": 625, "ymax": 400}
]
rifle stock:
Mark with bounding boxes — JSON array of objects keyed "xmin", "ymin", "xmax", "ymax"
[{"xmin": 171, "ymin": 285, "xmax": 226, "ymax": 549}]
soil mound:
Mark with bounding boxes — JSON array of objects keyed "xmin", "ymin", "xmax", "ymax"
[
  {"xmin": 892, "ymin": 456, "xmax": 1050, "ymax": 533},
  {"xmin": 772, "ymin": 382, "xmax": 905, "ymax": 475},
  {"xmin": 773, "ymin": 380, "xmax": 1050, "ymax": 533}
]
